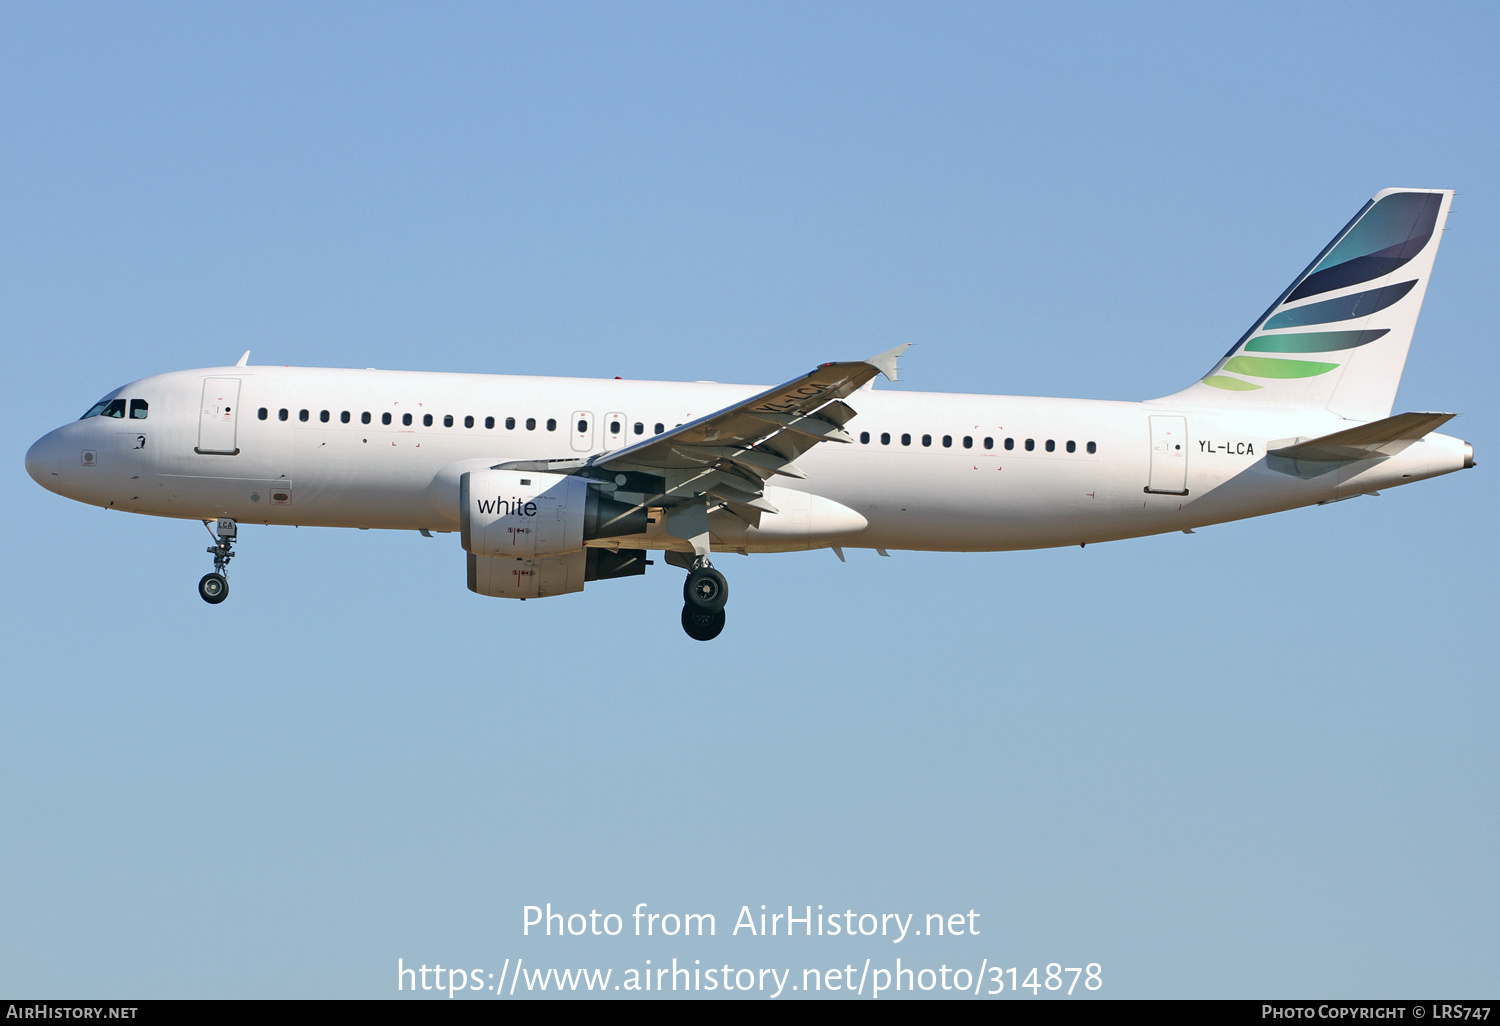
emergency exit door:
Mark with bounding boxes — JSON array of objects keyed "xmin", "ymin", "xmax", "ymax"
[
  {"xmin": 1146, "ymin": 415, "xmax": 1188, "ymax": 495},
  {"xmin": 603, "ymin": 412, "xmax": 628, "ymax": 450},
  {"xmin": 196, "ymin": 378, "xmax": 241, "ymax": 455},
  {"xmin": 571, "ymin": 411, "xmax": 595, "ymax": 452}
]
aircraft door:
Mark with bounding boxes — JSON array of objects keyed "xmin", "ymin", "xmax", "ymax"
[
  {"xmin": 603, "ymin": 412, "xmax": 627, "ymax": 450},
  {"xmin": 570, "ymin": 411, "xmax": 594, "ymax": 452},
  {"xmin": 197, "ymin": 378, "xmax": 242, "ymax": 455},
  {"xmin": 1146, "ymin": 415, "xmax": 1188, "ymax": 495}
]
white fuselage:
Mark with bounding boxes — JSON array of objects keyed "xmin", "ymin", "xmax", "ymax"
[{"xmin": 26, "ymin": 364, "xmax": 1471, "ymax": 554}]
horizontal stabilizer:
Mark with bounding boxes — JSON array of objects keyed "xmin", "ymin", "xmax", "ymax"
[{"xmin": 1268, "ymin": 411, "xmax": 1454, "ymax": 463}]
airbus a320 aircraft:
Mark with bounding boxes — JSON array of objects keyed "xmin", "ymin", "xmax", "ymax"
[{"xmin": 26, "ymin": 189, "xmax": 1475, "ymax": 640}]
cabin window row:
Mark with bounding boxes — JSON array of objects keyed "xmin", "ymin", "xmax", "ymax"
[
  {"xmin": 256, "ymin": 407, "xmax": 670, "ymax": 436},
  {"xmin": 857, "ymin": 431, "xmax": 1097, "ymax": 455}
]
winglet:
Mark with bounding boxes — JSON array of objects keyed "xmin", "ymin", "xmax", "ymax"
[
  {"xmin": 865, "ymin": 343, "xmax": 911, "ymax": 382},
  {"xmin": 235, "ymin": 350, "xmax": 251, "ymax": 367}
]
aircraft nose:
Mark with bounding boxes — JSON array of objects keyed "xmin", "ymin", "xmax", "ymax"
[{"xmin": 25, "ymin": 429, "xmax": 67, "ymax": 492}]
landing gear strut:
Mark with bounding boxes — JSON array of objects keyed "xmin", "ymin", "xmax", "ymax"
[
  {"xmin": 199, "ymin": 518, "xmax": 237, "ymax": 604},
  {"xmin": 680, "ymin": 556, "xmax": 728, "ymax": 641}
]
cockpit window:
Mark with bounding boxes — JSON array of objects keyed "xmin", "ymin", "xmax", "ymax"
[
  {"xmin": 81, "ymin": 397, "xmax": 123, "ymax": 419},
  {"xmin": 129, "ymin": 399, "xmax": 149, "ymax": 420}
]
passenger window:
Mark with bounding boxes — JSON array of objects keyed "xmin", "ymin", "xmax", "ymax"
[
  {"xmin": 506, "ymin": 417, "xmax": 516, "ymax": 430},
  {"xmin": 403, "ymin": 413, "xmax": 413, "ymax": 426},
  {"xmin": 258, "ymin": 407, "xmax": 269, "ymax": 421},
  {"xmin": 881, "ymin": 432, "xmax": 891, "ymax": 445},
  {"xmin": 382, "ymin": 413, "xmax": 392, "ymax": 425},
  {"xmin": 1066, "ymin": 440, "xmax": 1076, "ymax": 453},
  {"xmin": 423, "ymin": 414, "xmax": 433, "ymax": 427},
  {"xmin": 962, "ymin": 436, "xmax": 972, "ymax": 449},
  {"xmin": 609, "ymin": 421, "xmax": 620, "ymax": 435},
  {"xmin": 130, "ymin": 400, "xmax": 149, "ymax": 420},
  {"xmin": 1025, "ymin": 438, "xmax": 1034, "ymax": 451},
  {"xmin": 634, "ymin": 422, "xmax": 644, "ymax": 435},
  {"xmin": 546, "ymin": 418, "xmax": 557, "ymax": 431},
  {"xmin": 577, "ymin": 419, "xmax": 588, "ymax": 434},
  {"xmin": 443, "ymin": 415, "xmax": 453, "ymax": 427},
  {"xmin": 947, "ymin": 435, "xmax": 957, "ymax": 448},
  {"xmin": 320, "ymin": 410, "xmax": 330, "ymax": 423},
  {"xmin": 901, "ymin": 433, "xmax": 911, "ymax": 446},
  {"xmin": 654, "ymin": 423, "xmax": 664, "ymax": 434},
  {"xmin": 464, "ymin": 415, "xmax": 474, "ymax": 428},
  {"xmin": 1087, "ymin": 441, "xmax": 1097, "ymax": 454},
  {"xmin": 1045, "ymin": 439, "xmax": 1055, "ymax": 452},
  {"xmin": 1004, "ymin": 437, "xmax": 1014, "ymax": 450},
  {"xmin": 279, "ymin": 408, "xmax": 289, "ymax": 421},
  {"xmin": 362, "ymin": 412, "xmax": 372, "ymax": 425},
  {"xmin": 860, "ymin": 431, "xmax": 870, "ymax": 444},
  {"xmin": 526, "ymin": 418, "xmax": 536, "ymax": 430},
  {"xmin": 341, "ymin": 411, "xmax": 351, "ymax": 424},
  {"xmin": 983, "ymin": 437, "xmax": 993, "ymax": 449},
  {"xmin": 921, "ymin": 434, "xmax": 932, "ymax": 447},
  {"xmin": 485, "ymin": 416, "xmax": 494, "ymax": 429},
  {"xmin": 299, "ymin": 409, "xmax": 309, "ymax": 422}
]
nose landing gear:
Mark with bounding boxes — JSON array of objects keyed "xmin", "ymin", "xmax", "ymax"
[
  {"xmin": 199, "ymin": 518, "xmax": 237, "ymax": 604},
  {"xmin": 681, "ymin": 558, "xmax": 728, "ymax": 641}
]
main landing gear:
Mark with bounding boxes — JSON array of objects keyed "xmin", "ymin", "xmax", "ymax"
[
  {"xmin": 680, "ymin": 558, "xmax": 729, "ymax": 641},
  {"xmin": 198, "ymin": 518, "xmax": 237, "ymax": 605}
]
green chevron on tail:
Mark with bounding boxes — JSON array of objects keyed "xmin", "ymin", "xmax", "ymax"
[{"xmin": 1164, "ymin": 188, "xmax": 1452, "ymax": 422}]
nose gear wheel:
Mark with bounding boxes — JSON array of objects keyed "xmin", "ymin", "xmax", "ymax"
[
  {"xmin": 198, "ymin": 573, "xmax": 228, "ymax": 604},
  {"xmin": 199, "ymin": 518, "xmax": 238, "ymax": 604}
]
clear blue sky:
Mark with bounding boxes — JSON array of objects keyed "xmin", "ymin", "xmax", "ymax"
[{"xmin": 3, "ymin": 1, "xmax": 1495, "ymax": 999}]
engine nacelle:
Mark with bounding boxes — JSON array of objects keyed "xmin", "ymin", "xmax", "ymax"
[
  {"xmin": 467, "ymin": 547, "xmax": 649, "ymax": 600},
  {"xmin": 460, "ymin": 468, "xmax": 652, "ymax": 558},
  {"xmin": 468, "ymin": 549, "xmax": 587, "ymax": 599},
  {"xmin": 461, "ymin": 470, "xmax": 586, "ymax": 558}
]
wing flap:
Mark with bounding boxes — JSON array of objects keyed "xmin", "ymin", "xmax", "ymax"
[
  {"xmin": 706, "ymin": 479, "xmax": 779, "ymax": 513},
  {"xmin": 691, "ymin": 446, "xmax": 808, "ymax": 479},
  {"xmin": 744, "ymin": 411, "xmax": 855, "ymax": 444}
]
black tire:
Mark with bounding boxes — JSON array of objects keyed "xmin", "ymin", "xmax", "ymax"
[
  {"xmin": 681, "ymin": 604, "xmax": 726, "ymax": 641},
  {"xmin": 198, "ymin": 573, "xmax": 229, "ymax": 604},
  {"xmin": 683, "ymin": 567, "xmax": 729, "ymax": 612}
]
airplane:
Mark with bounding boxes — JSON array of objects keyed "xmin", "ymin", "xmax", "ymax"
[{"xmin": 25, "ymin": 188, "xmax": 1475, "ymax": 640}]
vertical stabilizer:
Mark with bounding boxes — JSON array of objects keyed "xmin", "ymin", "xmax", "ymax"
[{"xmin": 1156, "ymin": 189, "xmax": 1452, "ymax": 421}]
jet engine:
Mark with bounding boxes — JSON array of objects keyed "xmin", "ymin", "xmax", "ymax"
[
  {"xmin": 459, "ymin": 468, "xmax": 648, "ymax": 559},
  {"xmin": 460, "ymin": 469, "xmax": 650, "ymax": 599}
]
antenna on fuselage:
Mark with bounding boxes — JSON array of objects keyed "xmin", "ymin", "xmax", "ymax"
[{"xmin": 235, "ymin": 351, "xmax": 250, "ymax": 367}]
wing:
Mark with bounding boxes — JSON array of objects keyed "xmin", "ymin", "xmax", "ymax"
[{"xmin": 495, "ymin": 344, "xmax": 909, "ymax": 554}]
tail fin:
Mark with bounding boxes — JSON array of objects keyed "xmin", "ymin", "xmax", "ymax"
[{"xmin": 1156, "ymin": 189, "xmax": 1453, "ymax": 421}]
